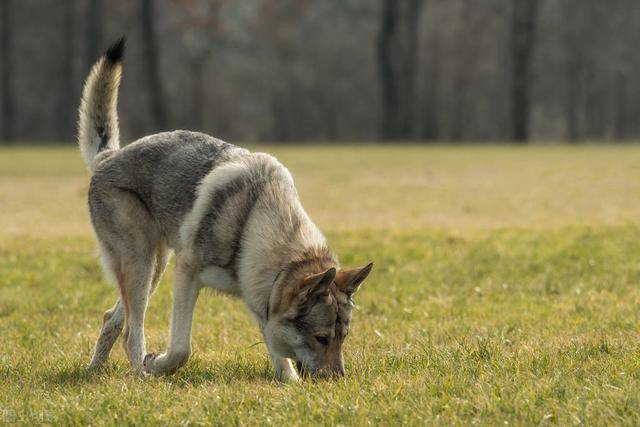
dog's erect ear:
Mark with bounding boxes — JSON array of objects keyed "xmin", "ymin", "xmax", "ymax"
[
  {"xmin": 298, "ymin": 267, "xmax": 337, "ymax": 301},
  {"xmin": 335, "ymin": 262, "xmax": 373, "ymax": 296}
]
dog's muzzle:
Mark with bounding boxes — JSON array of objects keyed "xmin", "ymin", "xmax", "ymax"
[
  {"xmin": 296, "ymin": 360, "xmax": 344, "ymax": 378},
  {"xmin": 296, "ymin": 360, "xmax": 307, "ymax": 377}
]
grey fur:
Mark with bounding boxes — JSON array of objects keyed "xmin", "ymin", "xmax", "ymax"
[
  {"xmin": 91, "ymin": 132, "xmax": 238, "ymax": 248},
  {"xmin": 81, "ymin": 41, "xmax": 372, "ymax": 381}
]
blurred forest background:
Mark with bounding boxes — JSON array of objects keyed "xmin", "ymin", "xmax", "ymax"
[{"xmin": 1, "ymin": 0, "xmax": 639, "ymax": 144}]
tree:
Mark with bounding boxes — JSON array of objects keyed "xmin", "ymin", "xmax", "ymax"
[
  {"xmin": 58, "ymin": 0, "xmax": 77, "ymax": 141},
  {"xmin": 141, "ymin": 0, "xmax": 169, "ymax": 130},
  {"xmin": 257, "ymin": 0, "xmax": 312, "ymax": 142},
  {"xmin": 614, "ymin": 68, "xmax": 629, "ymax": 140},
  {"xmin": 419, "ymin": 28, "xmax": 441, "ymax": 141},
  {"xmin": 85, "ymin": 0, "xmax": 104, "ymax": 70},
  {"xmin": 174, "ymin": 0, "xmax": 226, "ymax": 132},
  {"xmin": 561, "ymin": 0, "xmax": 583, "ymax": 142},
  {"xmin": 510, "ymin": 0, "xmax": 538, "ymax": 142},
  {"xmin": 377, "ymin": 0, "xmax": 424, "ymax": 140},
  {"xmin": 1, "ymin": 0, "xmax": 14, "ymax": 141}
]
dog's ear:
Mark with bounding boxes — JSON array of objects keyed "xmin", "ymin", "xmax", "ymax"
[
  {"xmin": 297, "ymin": 267, "xmax": 337, "ymax": 301},
  {"xmin": 335, "ymin": 262, "xmax": 373, "ymax": 296},
  {"xmin": 272, "ymin": 268, "xmax": 336, "ymax": 316}
]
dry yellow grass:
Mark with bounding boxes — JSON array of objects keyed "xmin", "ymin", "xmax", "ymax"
[{"xmin": 1, "ymin": 144, "xmax": 639, "ymax": 236}]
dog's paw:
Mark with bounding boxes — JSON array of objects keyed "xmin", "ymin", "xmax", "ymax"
[
  {"xmin": 142, "ymin": 352, "xmax": 158, "ymax": 375},
  {"xmin": 275, "ymin": 371, "xmax": 301, "ymax": 384},
  {"xmin": 86, "ymin": 360, "xmax": 104, "ymax": 371},
  {"xmin": 274, "ymin": 360, "xmax": 301, "ymax": 384}
]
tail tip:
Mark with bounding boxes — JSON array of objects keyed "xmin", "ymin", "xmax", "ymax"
[{"xmin": 105, "ymin": 36, "xmax": 126, "ymax": 64}]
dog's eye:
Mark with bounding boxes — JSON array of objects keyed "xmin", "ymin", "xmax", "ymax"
[{"xmin": 315, "ymin": 335, "xmax": 329, "ymax": 346}]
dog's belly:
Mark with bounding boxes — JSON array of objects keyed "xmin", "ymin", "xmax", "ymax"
[{"xmin": 198, "ymin": 265, "xmax": 241, "ymax": 296}]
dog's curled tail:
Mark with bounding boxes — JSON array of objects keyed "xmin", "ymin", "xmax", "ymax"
[{"xmin": 77, "ymin": 37, "xmax": 125, "ymax": 172}]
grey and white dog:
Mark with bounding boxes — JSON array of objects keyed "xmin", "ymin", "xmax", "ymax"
[{"xmin": 80, "ymin": 38, "xmax": 373, "ymax": 381}]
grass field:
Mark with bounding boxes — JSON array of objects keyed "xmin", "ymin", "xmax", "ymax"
[{"xmin": 1, "ymin": 144, "xmax": 639, "ymax": 425}]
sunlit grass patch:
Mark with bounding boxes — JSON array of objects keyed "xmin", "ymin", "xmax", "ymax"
[{"xmin": 1, "ymin": 226, "xmax": 639, "ymax": 424}]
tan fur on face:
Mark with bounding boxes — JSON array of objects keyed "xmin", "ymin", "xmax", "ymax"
[
  {"xmin": 271, "ymin": 261, "xmax": 373, "ymax": 320},
  {"xmin": 269, "ymin": 252, "xmax": 337, "ymax": 317}
]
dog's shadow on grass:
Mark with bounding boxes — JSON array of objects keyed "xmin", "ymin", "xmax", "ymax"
[
  {"xmin": 167, "ymin": 360, "xmax": 273, "ymax": 386},
  {"xmin": 43, "ymin": 364, "xmax": 118, "ymax": 387},
  {"xmin": 44, "ymin": 359, "xmax": 272, "ymax": 388}
]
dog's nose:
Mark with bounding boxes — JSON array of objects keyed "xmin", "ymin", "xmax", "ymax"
[
  {"xmin": 296, "ymin": 360, "xmax": 307, "ymax": 377},
  {"xmin": 324, "ymin": 365, "xmax": 344, "ymax": 379}
]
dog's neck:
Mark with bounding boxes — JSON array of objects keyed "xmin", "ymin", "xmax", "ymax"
[
  {"xmin": 245, "ymin": 239, "xmax": 337, "ymax": 329},
  {"xmin": 235, "ymin": 179, "xmax": 336, "ymax": 327}
]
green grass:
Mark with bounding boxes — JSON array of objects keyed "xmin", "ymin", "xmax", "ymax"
[{"xmin": 1, "ymin": 145, "xmax": 640, "ymax": 425}]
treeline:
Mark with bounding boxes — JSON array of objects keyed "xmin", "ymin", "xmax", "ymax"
[{"xmin": 1, "ymin": 0, "xmax": 639, "ymax": 144}]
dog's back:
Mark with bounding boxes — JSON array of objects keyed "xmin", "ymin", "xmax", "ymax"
[{"xmin": 90, "ymin": 130, "xmax": 245, "ymax": 248}]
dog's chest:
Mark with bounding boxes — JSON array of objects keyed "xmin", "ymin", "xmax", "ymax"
[{"xmin": 198, "ymin": 265, "xmax": 241, "ymax": 296}]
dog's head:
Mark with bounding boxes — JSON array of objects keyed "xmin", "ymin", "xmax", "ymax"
[{"xmin": 264, "ymin": 261, "xmax": 373, "ymax": 379}]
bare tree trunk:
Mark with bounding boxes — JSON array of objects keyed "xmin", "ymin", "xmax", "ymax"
[
  {"xmin": 377, "ymin": 0, "xmax": 424, "ymax": 141},
  {"xmin": 58, "ymin": 0, "xmax": 76, "ymax": 142},
  {"xmin": 614, "ymin": 69, "xmax": 628, "ymax": 140},
  {"xmin": 563, "ymin": 47, "xmax": 581, "ymax": 142},
  {"xmin": 562, "ymin": 1, "xmax": 580, "ymax": 142},
  {"xmin": 420, "ymin": 30, "xmax": 441, "ymax": 141},
  {"xmin": 420, "ymin": 65, "xmax": 439, "ymax": 140},
  {"xmin": 377, "ymin": 0, "xmax": 396, "ymax": 140},
  {"xmin": 1, "ymin": 0, "xmax": 14, "ymax": 142},
  {"xmin": 85, "ymin": 0, "xmax": 103, "ymax": 70},
  {"xmin": 565, "ymin": 71, "xmax": 580, "ymax": 142},
  {"xmin": 510, "ymin": 0, "xmax": 538, "ymax": 142},
  {"xmin": 449, "ymin": 76, "xmax": 469, "ymax": 141},
  {"xmin": 404, "ymin": 0, "xmax": 422, "ymax": 139},
  {"xmin": 141, "ymin": 0, "xmax": 169, "ymax": 130},
  {"xmin": 188, "ymin": 56, "xmax": 206, "ymax": 132},
  {"xmin": 584, "ymin": 68, "xmax": 605, "ymax": 139}
]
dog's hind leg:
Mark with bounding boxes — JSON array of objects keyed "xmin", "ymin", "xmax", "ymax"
[
  {"xmin": 89, "ymin": 185, "xmax": 160, "ymax": 372},
  {"xmin": 88, "ymin": 298, "xmax": 124, "ymax": 369},
  {"xmin": 112, "ymin": 243, "xmax": 158, "ymax": 373},
  {"xmin": 122, "ymin": 243, "xmax": 174, "ymax": 371},
  {"xmin": 88, "ymin": 244, "xmax": 168, "ymax": 369},
  {"xmin": 88, "ymin": 240, "xmax": 126, "ymax": 369}
]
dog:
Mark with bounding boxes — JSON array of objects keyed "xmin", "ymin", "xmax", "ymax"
[{"xmin": 80, "ymin": 38, "xmax": 373, "ymax": 381}]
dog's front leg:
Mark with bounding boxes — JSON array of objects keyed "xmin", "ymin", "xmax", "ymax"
[
  {"xmin": 144, "ymin": 264, "xmax": 200, "ymax": 375},
  {"xmin": 269, "ymin": 352, "xmax": 300, "ymax": 383},
  {"xmin": 263, "ymin": 323, "xmax": 300, "ymax": 382}
]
